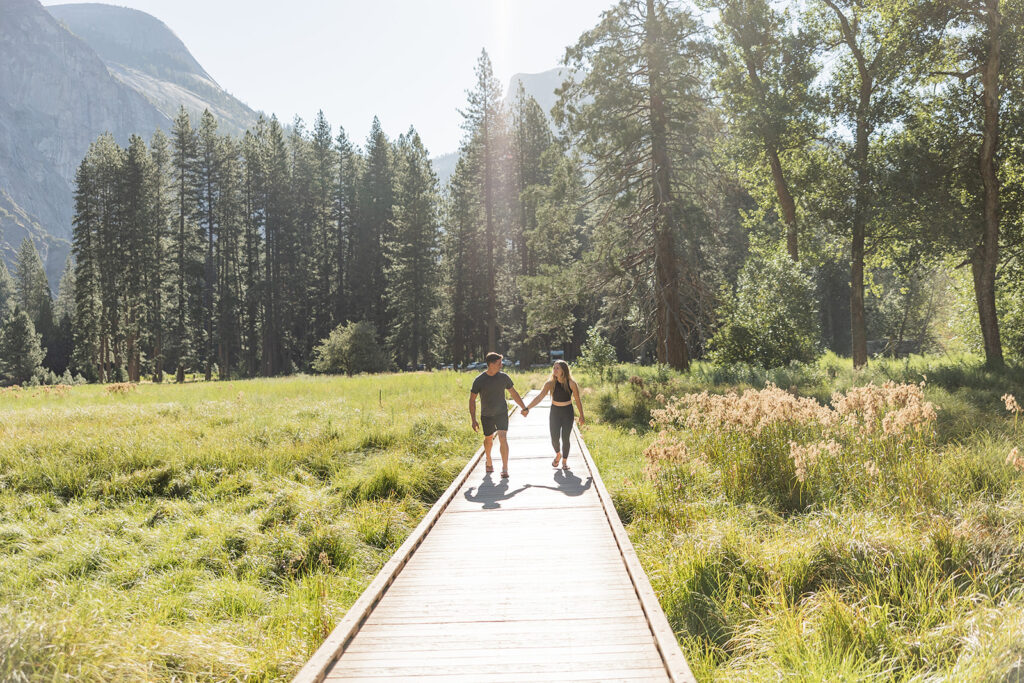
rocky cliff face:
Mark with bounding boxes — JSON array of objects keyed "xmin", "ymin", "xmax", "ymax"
[
  {"xmin": 0, "ymin": 0, "xmax": 171, "ymax": 284},
  {"xmin": 47, "ymin": 3, "xmax": 259, "ymax": 137},
  {"xmin": 0, "ymin": 0, "xmax": 258, "ymax": 287}
]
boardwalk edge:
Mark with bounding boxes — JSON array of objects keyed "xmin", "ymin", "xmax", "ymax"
[
  {"xmin": 291, "ymin": 403, "xmax": 517, "ymax": 683},
  {"xmin": 573, "ymin": 427, "xmax": 698, "ymax": 683}
]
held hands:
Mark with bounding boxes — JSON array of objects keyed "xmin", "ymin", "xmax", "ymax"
[{"xmin": 521, "ymin": 407, "xmax": 530, "ymax": 417}]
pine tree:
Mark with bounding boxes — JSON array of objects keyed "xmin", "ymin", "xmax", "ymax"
[
  {"xmin": 196, "ymin": 109, "xmax": 222, "ymax": 380},
  {"xmin": 460, "ymin": 50, "xmax": 507, "ymax": 353},
  {"xmin": 262, "ymin": 115, "xmax": 291, "ymax": 375},
  {"xmin": 387, "ymin": 127, "xmax": 441, "ymax": 369},
  {"xmin": 559, "ymin": 0, "xmax": 715, "ymax": 370},
  {"xmin": 0, "ymin": 259, "xmax": 15, "ymax": 323},
  {"xmin": 14, "ymin": 238, "xmax": 52, "ymax": 329},
  {"xmin": 215, "ymin": 134, "xmax": 244, "ymax": 380},
  {"xmin": 71, "ymin": 142, "xmax": 102, "ymax": 381},
  {"xmin": 352, "ymin": 117, "xmax": 394, "ymax": 339},
  {"xmin": 51, "ymin": 257, "xmax": 76, "ymax": 375},
  {"xmin": 148, "ymin": 128, "xmax": 172, "ymax": 382},
  {"xmin": 168, "ymin": 106, "xmax": 202, "ymax": 382},
  {"xmin": 441, "ymin": 153, "xmax": 488, "ymax": 365},
  {"xmin": 0, "ymin": 309, "xmax": 45, "ymax": 386},
  {"xmin": 508, "ymin": 84, "xmax": 554, "ymax": 362},
  {"xmin": 335, "ymin": 126, "xmax": 360, "ymax": 327},
  {"xmin": 14, "ymin": 236, "xmax": 58, "ymax": 375},
  {"xmin": 310, "ymin": 111, "xmax": 339, "ymax": 348},
  {"xmin": 240, "ymin": 121, "xmax": 267, "ymax": 377},
  {"xmin": 121, "ymin": 134, "xmax": 154, "ymax": 381}
]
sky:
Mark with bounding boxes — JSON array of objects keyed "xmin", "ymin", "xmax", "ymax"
[{"xmin": 45, "ymin": 0, "xmax": 614, "ymax": 156}]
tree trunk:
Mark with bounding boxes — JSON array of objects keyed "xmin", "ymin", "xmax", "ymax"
[
  {"xmin": 767, "ymin": 146, "xmax": 799, "ymax": 261},
  {"xmin": 850, "ymin": 77, "xmax": 871, "ymax": 369},
  {"xmin": 975, "ymin": 0, "xmax": 1004, "ymax": 367},
  {"xmin": 646, "ymin": 0, "xmax": 689, "ymax": 371}
]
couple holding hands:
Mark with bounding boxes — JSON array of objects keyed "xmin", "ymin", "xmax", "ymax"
[{"xmin": 468, "ymin": 352, "xmax": 585, "ymax": 478}]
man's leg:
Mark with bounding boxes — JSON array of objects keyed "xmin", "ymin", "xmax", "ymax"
[
  {"xmin": 497, "ymin": 430, "xmax": 510, "ymax": 472},
  {"xmin": 483, "ymin": 434, "xmax": 494, "ymax": 469}
]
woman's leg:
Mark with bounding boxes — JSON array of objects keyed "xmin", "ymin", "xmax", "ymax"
[
  {"xmin": 559, "ymin": 407, "xmax": 573, "ymax": 465},
  {"xmin": 549, "ymin": 409, "xmax": 562, "ymax": 465}
]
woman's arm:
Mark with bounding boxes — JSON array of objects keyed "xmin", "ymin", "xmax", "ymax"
[
  {"xmin": 571, "ymin": 381, "xmax": 585, "ymax": 425},
  {"xmin": 525, "ymin": 381, "xmax": 553, "ymax": 410}
]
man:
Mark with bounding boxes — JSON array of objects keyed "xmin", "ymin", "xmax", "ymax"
[{"xmin": 469, "ymin": 352, "xmax": 528, "ymax": 478}]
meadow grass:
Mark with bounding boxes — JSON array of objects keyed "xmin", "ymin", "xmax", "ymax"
[
  {"xmin": 4, "ymin": 359, "xmax": 1024, "ymax": 681},
  {"xmin": 0, "ymin": 370, "xmax": 545, "ymax": 681},
  {"xmin": 579, "ymin": 355, "xmax": 1024, "ymax": 681}
]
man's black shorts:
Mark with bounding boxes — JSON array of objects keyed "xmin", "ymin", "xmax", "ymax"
[{"xmin": 480, "ymin": 413, "xmax": 509, "ymax": 437}]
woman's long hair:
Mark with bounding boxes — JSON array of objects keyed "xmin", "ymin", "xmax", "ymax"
[{"xmin": 552, "ymin": 360, "xmax": 572, "ymax": 393}]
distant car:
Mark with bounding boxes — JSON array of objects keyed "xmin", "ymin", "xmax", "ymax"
[
  {"xmin": 501, "ymin": 359, "xmax": 513, "ymax": 368},
  {"xmin": 465, "ymin": 361, "xmax": 486, "ymax": 371}
]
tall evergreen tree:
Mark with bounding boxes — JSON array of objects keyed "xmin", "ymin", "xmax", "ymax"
[
  {"xmin": 262, "ymin": 115, "xmax": 291, "ymax": 375},
  {"xmin": 0, "ymin": 309, "xmax": 45, "ymax": 386},
  {"xmin": 148, "ymin": 128, "xmax": 172, "ymax": 382},
  {"xmin": 387, "ymin": 127, "xmax": 441, "ymax": 369},
  {"xmin": 0, "ymin": 259, "xmax": 15, "ymax": 323},
  {"xmin": 310, "ymin": 111, "xmax": 339, "ymax": 348},
  {"xmin": 168, "ymin": 106, "xmax": 202, "ymax": 382},
  {"xmin": 14, "ymin": 238, "xmax": 52, "ymax": 329},
  {"xmin": 240, "ymin": 121, "xmax": 267, "ymax": 377},
  {"xmin": 558, "ymin": 0, "xmax": 714, "ymax": 370},
  {"xmin": 353, "ymin": 117, "xmax": 394, "ymax": 338},
  {"xmin": 335, "ymin": 126, "xmax": 360, "ymax": 327},
  {"xmin": 460, "ymin": 50, "xmax": 507, "ymax": 352},
  {"xmin": 507, "ymin": 84, "xmax": 554, "ymax": 362}
]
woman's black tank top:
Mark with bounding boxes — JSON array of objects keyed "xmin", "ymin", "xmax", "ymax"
[{"xmin": 552, "ymin": 379, "xmax": 572, "ymax": 402}]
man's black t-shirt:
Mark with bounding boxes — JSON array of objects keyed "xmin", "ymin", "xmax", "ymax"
[{"xmin": 471, "ymin": 371, "xmax": 514, "ymax": 417}]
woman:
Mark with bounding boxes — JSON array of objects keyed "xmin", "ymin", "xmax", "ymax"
[{"xmin": 524, "ymin": 360, "xmax": 585, "ymax": 469}]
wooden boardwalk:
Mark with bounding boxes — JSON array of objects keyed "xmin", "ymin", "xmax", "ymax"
[{"xmin": 295, "ymin": 391, "xmax": 695, "ymax": 682}]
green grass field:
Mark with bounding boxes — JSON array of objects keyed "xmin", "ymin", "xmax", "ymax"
[
  {"xmin": 0, "ymin": 371, "xmax": 545, "ymax": 681},
  {"xmin": 2, "ymin": 358, "xmax": 1023, "ymax": 681}
]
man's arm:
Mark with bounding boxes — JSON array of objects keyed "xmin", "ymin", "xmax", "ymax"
[
  {"xmin": 469, "ymin": 392, "xmax": 479, "ymax": 431},
  {"xmin": 508, "ymin": 387, "xmax": 528, "ymax": 413}
]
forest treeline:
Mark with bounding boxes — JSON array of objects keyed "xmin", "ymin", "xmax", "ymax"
[{"xmin": 2, "ymin": 0, "xmax": 1024, "ymax": 385}]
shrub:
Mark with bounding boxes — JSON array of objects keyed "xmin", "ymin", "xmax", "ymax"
[
  {"xmin": 708, "ymin": 250, "xmax": 820, "ymax": 368},
  {"xmin": 312, "ymin": 320, "xmax": 391, "ymax": 375},
  {"xmin": 578, "ymin": 326, "xmax": 617, "ymax": 380}
]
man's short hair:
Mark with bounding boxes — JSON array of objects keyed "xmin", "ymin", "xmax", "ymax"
[{"xmin": 485, "ymin": 352, "xmax": 503, "ymax": 365}]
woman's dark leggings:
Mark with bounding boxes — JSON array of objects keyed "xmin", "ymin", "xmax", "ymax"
[{"xmin": 550, "ymin": 404, "xmax": 575, "ymax": 460}]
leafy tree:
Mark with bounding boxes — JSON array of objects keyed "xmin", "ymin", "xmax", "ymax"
[
  {"xmin": 809, "ymin": 0, "xmax": 932, "ymax": 367},
  {"xmin": 312, "ymin": 320, "xmax": 391, "ymax": 375},
  {"xmin": 709, "ymin": 0, "xmax": 821, "ymax": 261},
  {"xmin": 707, "ymin": 248, "xmax": 820, "ymax": 367},
  {"xmin": 0, "ymin": 309, "xmax": 45, "ymax": 385}
]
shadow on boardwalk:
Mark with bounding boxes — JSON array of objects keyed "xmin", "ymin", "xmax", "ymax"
[
  {"xmin": 527, "ymin": 469, "xmax": 594, "ymax": 497},
  {"xmin": 463, "ymin": 474, "xmax": 529, "ymax": 509}
]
